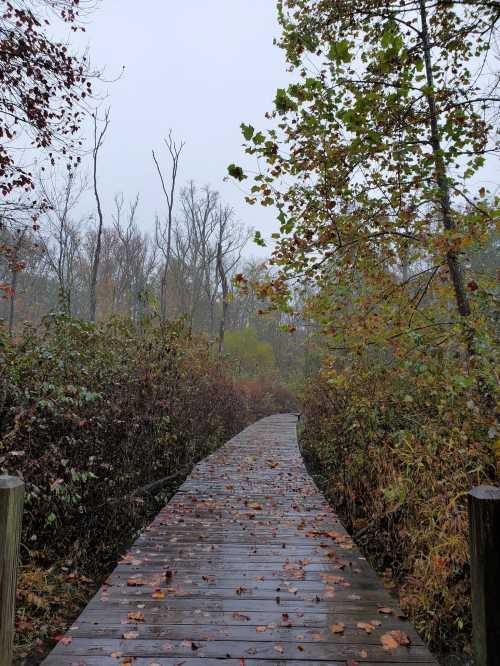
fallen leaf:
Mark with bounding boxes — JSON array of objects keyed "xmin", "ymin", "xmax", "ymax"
[
  {"xmin": 128, "ymin": 612, "xmax": 145, "ymax": 622},
  {"xmin": 256, "ymin": 626, "xmax": 267, "ymax": 633},
  {"xmin": 152, "ymin": 590, "xmax": 165, "ymax": 599},
  {"xmin": 357, "ymin": 621, "xmax": 374, "ymax": 634},
  {"xmin": 123, "ymin": 631, "xmax": 139, "ymax": 640},
  {"xmin": 55, "ymin": 636, "xmax": 72, "ymax": 645},
  {"xmin": 321, "ymin": 574, "xmax": 347, "ymax": 584},
  {"xmin": 127, "ymin": 578, "xmax": 145, "ymax": 587},
  {"xmin": 381, "ymin": 630, "xmax": 411, "ymax": 650},
  {"xmin": 232, "ymin": 612, "xmax": 250, "ymax": 621},
  {"xmin": 378, "ymin": 606, "xmax": 394, "ymax": 615},
  {"xmin": 274, "ymin": 645, "xmax": 284, "ymax": 653},
  {"xmin": 330, "ymin": 623, "xmax": 345, "ymax": 634}
]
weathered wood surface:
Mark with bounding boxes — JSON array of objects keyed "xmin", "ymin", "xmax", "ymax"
[
  {"xmin": 0, "ymin": 475, "xmax": 24, "ymax": 666},
  {"xmin": 43, "ymin": 414, "xmax": 437, "ymax": 665}
]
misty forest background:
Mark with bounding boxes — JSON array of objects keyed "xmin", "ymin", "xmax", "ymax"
[{"xmin": 0, "ymin": 1, "xmax": 498, "ymax": 665}]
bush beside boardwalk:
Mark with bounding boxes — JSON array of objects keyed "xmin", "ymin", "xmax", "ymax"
[
  {"xmin": 0, "ymin": 314, "xmax": 295, "ymax": 661},
  {"xmin": 300, "ymin": 363, "xmax": 498, "ymax": 662}
]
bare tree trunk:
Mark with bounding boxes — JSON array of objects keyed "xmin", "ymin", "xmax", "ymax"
[
  {"xmin": 89, "ymin": 109, "xmax": 110, "ymax": 323},
  {"xmin": 7, "ymin": 227, "xmax": 28, "ymax": 337},
  {"xmin": 216, "ymin": 217, "xmax": 229, "ymax": 356},
  {"xmin": 159, "ymin": 265, "xmax": 168, "ymax": 320},
  {"xmin": 217, "ymin": 244, "xmax": 229, "ymax": 356},
  {"xmin": 418, "ymin": 0, "xmax": 470, "ymax": 319},
  {"xmin": 153, "ymin": 131, "xmax": 185, "ymax": 321},
  {"xmin": 8, "ymin": 268, "xmax": 17, "ymax": 338}
]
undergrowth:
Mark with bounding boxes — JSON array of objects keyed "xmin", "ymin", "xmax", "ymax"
[
  {"xmin": 0, "ymin": 314, "xmax": 295, "ymax": 662},
  {"xmin": 300, "ymin": 359, "xmax": 498, "ymax": 660}
]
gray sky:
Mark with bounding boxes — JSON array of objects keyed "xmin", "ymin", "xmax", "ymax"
[{"xmin": 69, "ymin": 1, "xmax": 287, "ymax": 255}]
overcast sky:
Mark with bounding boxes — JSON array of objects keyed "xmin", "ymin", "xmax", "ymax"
[{"xmin": 66, "ymin": 1, "xmax": 287, "ymax": 256}]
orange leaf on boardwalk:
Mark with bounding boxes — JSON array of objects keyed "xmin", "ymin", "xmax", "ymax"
[
  {"xmin": 122, "ymin": 631, "xmax": 139, "ymax": 639},
  {"xmin": 152, "ymin": 589, "xmax": 165, "ymax": 599},
  {"xmin": 128, "ymin": 612, "xmax": 145, "ymax": 622},
  {"xmin": 378, "ymin": 606, "xmax": 394, "ymax": 615},
  {"xmin": 381, "ymin": 630, "xmax": 411, "ymax": 650},
  {"xmin": 330, "ymin": 623, "xmax": 345, "ymax": 634},
  {"xmin": 357, "ymin": 621, "xmax": 375, "ymax": 634},
  {"xmin": 127, "ymin": 578, "xmax": 145, "ymax": 587}
]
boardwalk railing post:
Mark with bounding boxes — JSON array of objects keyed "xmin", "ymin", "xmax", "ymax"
[
  {"xmin": 468, "ymin": 485, "xmax": 500, "ymax": 666},
  {"xmin": 0, "ymin": 476, "xmax": 24, "ymax": 666}
]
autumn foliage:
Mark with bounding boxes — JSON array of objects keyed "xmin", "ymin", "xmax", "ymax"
[
  {"xmin": 231, "ymin": 0, "xmax": 499, "ymax": 659},
  {"xmin": 0, "ymin": 0, "xmax": 91, "ymax": 197},
  {"xmin": 301, "ymin": 359, "xmax": 498, "ymax": 652},
  {"xmin": 0, "ymin": 314, "xmax": 293, "ymax": 657}
]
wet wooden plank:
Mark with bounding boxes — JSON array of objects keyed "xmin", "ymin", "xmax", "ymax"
[
  {"xmin": 43, "ymin": 656, "xmax": 435, "ymax": 666},
  {"xmin": 44, "ymin": 637, "xmax": 434, "ymax": 661},
  {"xmin": 43, "ymin": 414, "xmax": 437, "ymax": 665},
  {"xmin": 59, "ymin": 623, "xmax": 425, "ymax": 646}
]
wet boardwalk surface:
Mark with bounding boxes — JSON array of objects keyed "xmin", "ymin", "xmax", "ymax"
[{"xmin": 43, "ymin": 414, "xmax": 437, "ymax": 665}]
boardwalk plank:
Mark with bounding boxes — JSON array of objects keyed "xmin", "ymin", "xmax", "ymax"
[{"xmin": 43, "ymin": 414, "xmax": 437, "ymax": 665}]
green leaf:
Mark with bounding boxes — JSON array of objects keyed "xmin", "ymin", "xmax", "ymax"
[
  {"xmin": 227, "ymin": 164, "xmax": 247, "ymax": 181},
  {"xmin": 253, "ymin": 230, "xmax": 267, "ymax": 247},
  {"xmin": 328, "ymin": 39, "xmax": 352, "ymax": 64},
  {"xmin": 241, "ymin": 123, "xmax": 254, "ymax": 141},
  {"xmin": 275, "ymin": 88, "xmax": 297, "ymax": 114}
]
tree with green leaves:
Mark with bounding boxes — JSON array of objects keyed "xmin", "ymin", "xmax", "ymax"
[
  {"xmin": 224, "ymin": 327, "xmax": 277, "ymax": 379},
  {"xmin": 231, "ymin": 0, "xmax": 499, "ymax": 360}
]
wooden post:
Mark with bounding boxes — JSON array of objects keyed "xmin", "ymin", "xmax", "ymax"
[
  {"xmin": 0, "ymin": 476, "xmax": 24, "ymax": 666},
  {"xmin": 468, "ymin": 485, "xmax": 500, "ymax": 666}
]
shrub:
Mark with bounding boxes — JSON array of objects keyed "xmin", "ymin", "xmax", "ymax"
[
  {"xmin": 0, "ymin": 314, "xmax": 298, "ymax": 660},
  {"xmin": 300, "ymin": 359, "xmax": 498, "ymax": 655},
  {"xmin": 0, "ymin": 315, "xmax": 248, "ymax": 569},
  {"xmin": 240, "ymin": 378, "xmax": 298, "ymax": 420}
]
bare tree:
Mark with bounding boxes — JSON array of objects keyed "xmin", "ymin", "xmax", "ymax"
[
  {"xmin": 89, "ymin": 108, "xmax": 110, "ymax": 322},
  {"xmin": 153, "ymin": 131, "xmax": 185, "ymax": 320},
  {"xmin": 215, "ymin": 206, "xmax": 251, "ymax": 355},
  {"xmin": 178, "ymin": 182, "xmax": 219, "ymax": 330},
  {"xmin": 112, "ymin": 193, "xmax": 157, "ymax": 320},
  {"xmin": 38, "ymin": 169, "xmax": 88, "ymax": 313},
  {"xmin": 6, "ymin": 227, "xmax": 29, "ymax": 337}
]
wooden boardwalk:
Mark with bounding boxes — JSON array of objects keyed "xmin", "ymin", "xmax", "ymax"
[{"xmin": 43, "ymin": 414, "xmax": 437, "ymax": 665}]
